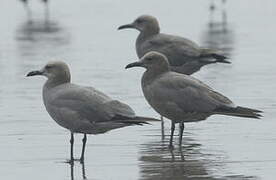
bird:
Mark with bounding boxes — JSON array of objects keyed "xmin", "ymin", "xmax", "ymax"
[
  {"xmin": 26, "ymin": 61, "xmax": 158, "ymax": 164},
  {"xmin": 118, "ymin": 15, "xmax": 230, "ymax": 76},
  {"xmin": 20, "ymin": 0, "xmax": 49, "ymax": 8},
  {"xmin": 20, "ymin": 0, "xmax": 50, "ymax": 22},
  {"xmin": 125, "ymin": 51, "xmax": 262, "ymax": 149},
  {"xmin": 118, "ymin": 15, "xmax": 231, "ymax": 130}
]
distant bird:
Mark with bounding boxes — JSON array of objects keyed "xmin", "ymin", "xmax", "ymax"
[
  {"xmin": 202, "ymin": 0, "xmax": 234, "ymax": 55},
  {"xmin": 20, "ymin": 0, "xmax": 50, "ymax": 21},
  {"xmin": 209, "ymin": 0, "xmax": 227, "ymax": 12},
  {"xmin": 27, "ymin": 61, "xmax": 158, "ymax": 164},
  {"xmin": 209, "ymin": 0, "xmax": 216, "ymax": 12},
  {"xmin": 118, "ymin": 15, "xmax": 230, "ymax": 76},
  {"xmin": 20, "ymin": 0, "xmax": 49, "ymax": 7},
  {"xmin": 126, "ymin": 51, "xmax": 262, "ymax": 149}
]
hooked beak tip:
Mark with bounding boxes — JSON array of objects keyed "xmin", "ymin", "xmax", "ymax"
[{"xmin": 125, "ymin": 64, "xmax": 132, "ymax": 69}]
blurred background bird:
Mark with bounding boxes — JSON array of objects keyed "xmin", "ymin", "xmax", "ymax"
[{"xmin": 19, "ymin": 0, "xmax": 50, "ymax": 23}]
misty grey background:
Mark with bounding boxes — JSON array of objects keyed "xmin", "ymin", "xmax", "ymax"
[{"xmin": 0, "ymin": 0, "xmax": 275, "ymax": 179}]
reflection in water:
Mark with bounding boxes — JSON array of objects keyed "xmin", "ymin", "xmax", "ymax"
[
  {"xmin": 201, "ymin": 0, "xmax": 235, "ymax": 57},
  {"xmin": 139, "ymin": 136, "xmax": 257, "ymax": 180},
  {"xmin": 15, "ymin": 19, "xmax": 71, "ymax": 59},
  {"xmin": 139, "ymin": 137, "xmax": 215, "ymax": 180},
  {"xmin": 70, "ymin": 162, "xmax": 87, "ymax": 180}
]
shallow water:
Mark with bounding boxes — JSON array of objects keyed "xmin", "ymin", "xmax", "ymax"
[{"xmin": 0, "ymin": 0, "xmax": 275, "ymax": 179}]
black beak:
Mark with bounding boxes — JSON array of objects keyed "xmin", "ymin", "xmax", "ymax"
[
  {"xmin": 26, "ymin": 70, "xmax": 43, "ymax": 77},
  {"xmin": 118, "ymin": 23, "xmax": 135, "ymax": 30},
  {"xmin": 125, "ymin": 61, "xmax": 144, "ymax": 69}
]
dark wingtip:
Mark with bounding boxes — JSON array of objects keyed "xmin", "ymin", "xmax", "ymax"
[
  {"xmin": 200, "ymin": 52, "xmax": 231, "ymax": 64},
  {"xmin": 255, "ymin": 113, "xmax": 263, "ymax": 118},
  {"xmin": 212, "ymin": 54, "xmax": 231, "ymax": 64},
  {"xmin": 219, "ymin": 59, "xmax": 231, "ymax": 64},
  {"xmin": 253, "ymin": 109, "xmax": 263, "ymax": 113}
]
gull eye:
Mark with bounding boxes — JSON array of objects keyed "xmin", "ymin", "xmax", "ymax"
[
  {"xmin": 136, "ymin": 19, "xmax": 143, "ymax": 24},
  {"xmin": 45, "ymin": 65, "xmax": 53, "ymax": 69},
  {"xmin": 147, "ymin": 57, "xmax": 153, "ymax": 61}
]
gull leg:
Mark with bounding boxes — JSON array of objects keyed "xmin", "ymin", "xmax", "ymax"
[
  {"xmin": 70, "ymin": 161, "xmax": 74, "ymax": 180},
  {"xmin": 80, "ymin": 134, "xmax": 87, "ymax": 163},
  {"xmin": 161, "ymin": 116, "xmax": 165, "ymax": 140},
  {"xmin": 179, "ymin": 122, "xmax": 185, "ymax": 147},
  {"xmin": 69, "ymin": 132, "xmax": 74, "ymax": 164},
  {"xmin": 169, "ymin": 121, "xmax": 175, "ymax": 149},
  {"xmin": 81, "ymin": 161, "xmax": 87, "ymax": 179}
]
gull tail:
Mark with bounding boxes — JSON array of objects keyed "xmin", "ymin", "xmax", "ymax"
[
  {"xmin": 113, "ymin": 115, "xmax": 160, "ymax": 125},
  {"xmin": 199, "ymin": 48, "xmax": 231, "ymax": 64},
  {"xmin": 216, "ymin": 106, "xmax": 263, "ymax": 119}
]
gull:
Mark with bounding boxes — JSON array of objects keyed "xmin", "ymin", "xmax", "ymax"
[
  {"xmin": 125, "ymin": 51, "xmax": 262, "ymax": 149},
  {"xmin": 118, "ymin": 15, "xmax": 230, "ymax": 75},
  {"xmin": 27, "ymin": 61, "xmax": 158, "ymax": 163}
]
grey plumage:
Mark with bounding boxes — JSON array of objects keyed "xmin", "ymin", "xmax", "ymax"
[
  {"xmin": 43, "ymin": 83, "xmax": 153, "ymax": 134},
  {"xmin": 119, "ymin": 15, "xmax": 230, "ymax": 129},
  {"xmin": 125, "ymin": 51, "xmax": 262, "ymax": 148},
  {"xmin": 119, "ymin": 15, "xmax": 230, "ymax": 75},
  {"xmin": 27, "ymin": 61, "xmax": 158, "ymax": 163}
]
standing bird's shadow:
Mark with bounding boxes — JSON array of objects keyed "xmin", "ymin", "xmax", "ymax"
[{"xmin": 19, "ymin": 0, "xmax": 50, "ymax": 23}]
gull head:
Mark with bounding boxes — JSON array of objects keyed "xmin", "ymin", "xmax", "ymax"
[
  {"xmin": 125, "ymin": 51, "xmax": 169, "ymax": 73},
  {"xmin": 118, "ymin": 15, "xmax": 160, "ymax": 34},
  {"xmin": 27, "ymin": 61, "xmax": 71, "ymax": 83}
]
